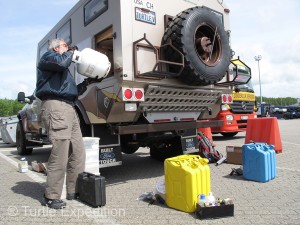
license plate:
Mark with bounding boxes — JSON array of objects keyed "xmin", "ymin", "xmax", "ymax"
[
  {"xmin": 135, "ymin": 7, "xmax": 156, "ymax": 25},
  {"xmin": 241, "ymin": 116, "xmax": 248, "ymax": 120}
]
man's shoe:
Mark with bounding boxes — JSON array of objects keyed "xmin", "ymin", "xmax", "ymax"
[
  {"xmin": 66, "ymin": 193, "xmax": 79, "ymax": 200},
  {"xmin": 42, "ymin": 195, "xmax": 66, "ymax": 209}
]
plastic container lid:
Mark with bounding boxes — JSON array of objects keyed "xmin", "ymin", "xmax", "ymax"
[
  {"xmin": 207, "ymin": 192, "xmax": 215, "ymax": 203},
  {"xmin": 200, "ymin": 194, "xmax": 206, "ymax": 200},
  {"xmin": 198, "ymin": 194, "xmax": 207, "ymax": 206}
]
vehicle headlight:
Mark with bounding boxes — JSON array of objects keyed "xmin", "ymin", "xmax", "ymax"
[
  {"xmin": 221, "ymin": 104, "xmax": 229, "ymax": 111},
  {"xmin": 226, "ymin": 115, "xmax": 234, "ymax": 121}
]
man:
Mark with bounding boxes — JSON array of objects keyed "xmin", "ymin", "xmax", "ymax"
[{"xmin": 36, "ymin": 38, "xmax": 86, "ymax": 209}]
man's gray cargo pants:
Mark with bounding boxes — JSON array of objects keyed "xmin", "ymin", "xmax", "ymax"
[{"xmin": 41, "ymin": 100, "xmax": 86, "ymax": 199}]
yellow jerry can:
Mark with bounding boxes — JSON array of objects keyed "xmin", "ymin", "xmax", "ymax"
[{"xmin": 164, "ymin": 155, "xmax": 210, "ymax": 213}]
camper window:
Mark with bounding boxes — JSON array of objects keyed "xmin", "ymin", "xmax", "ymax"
[
  {"xmin": 84, "ymin": 0, "xmax": 108, "ymax": 26},
  {"xmin": 56, "ymin": 20, "xmax": 72, "ymax": 44}
]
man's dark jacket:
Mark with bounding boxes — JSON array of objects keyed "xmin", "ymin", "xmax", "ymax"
[{"xmin": 36, "ymin": 50, "xmax": 78, "ymax": 103}]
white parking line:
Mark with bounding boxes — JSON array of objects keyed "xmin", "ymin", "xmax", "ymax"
[
  {"xmin": 0, "ymin": 151, "xmax": 121, "ymax": 224},
  {"xmin": 0, "ymin": 149, "xmax": 17, "ymax": 152},
  {"xmin": 0, "ymin": 151, "xmax": 47, "ymax": 185}
]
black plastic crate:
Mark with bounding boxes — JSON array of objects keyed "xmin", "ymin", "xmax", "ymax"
[{"xmin": 196, "ymin": 204, "xmax": 234, "ymax": 219}]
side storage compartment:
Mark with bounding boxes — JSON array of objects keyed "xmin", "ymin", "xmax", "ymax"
[
  {"xmin": 78, "ymin": 172, "xmax": 106, "ymax": 207},
  {"xmin": 164, "ymin": 155, "xmax": 210, "ymax": 213},
  {"xmin": 242, "ymin": 143, "xmax": 276, "ymax": 182}
]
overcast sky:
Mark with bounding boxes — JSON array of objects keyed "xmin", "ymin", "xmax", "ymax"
[{"xmin": 0, "ymin": 0, "xmax": 299, "ymax": 100}]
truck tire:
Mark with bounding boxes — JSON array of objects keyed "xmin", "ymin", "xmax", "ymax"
[
  {"xmin": 283, "ymin": 113, "xmax": 290, "ymax": 120},
  {"xmin": 120, "ymin": 135, "xmax": 139, "ymax": 154},
  {"xmin": 162, "ymin": 6, "xmax": 231, "ymax": 85},
  {"xmin": 16, "ymin": 121, "xmax": 33, "ymax": 155},
  {"xmin": 149, "ymin": 138, "xmax": 183, "ymax": 161}
]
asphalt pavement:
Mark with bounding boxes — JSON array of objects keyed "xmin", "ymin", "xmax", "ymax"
[{"xmin": 0, "ymin": 119, "xmax": 299, "ymax": 225}]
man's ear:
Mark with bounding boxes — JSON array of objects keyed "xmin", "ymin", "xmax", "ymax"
[{"xmin": 53, "ymin": 47, "xmax": 59, "ymax": 53}]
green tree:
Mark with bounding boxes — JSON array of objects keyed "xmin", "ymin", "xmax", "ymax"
[
  {"xmin": 256, "ymin": 97, "xmax": 297, "ymax": 106},
  {"xmin": 0, "ymin": 99, "xmax": 24, "ymax": 117}
]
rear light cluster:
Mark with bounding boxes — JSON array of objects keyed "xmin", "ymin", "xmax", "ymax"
[
  {"xmin": 221, "ymin": 94, "xmax": 233, "ymax": 104},
  {"xmin": 122, "ymin": 87, "xmax": 144, "ymax": 101}
]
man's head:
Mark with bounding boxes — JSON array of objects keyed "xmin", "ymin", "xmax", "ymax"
[{"xmin": 48, "ymin": 39, "xmax": 68, "ymax": 55}]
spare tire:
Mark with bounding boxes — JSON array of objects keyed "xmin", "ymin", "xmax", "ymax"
[{"xmin": 161, "ymin": 6, "xmax": 231, "ymax": 85}]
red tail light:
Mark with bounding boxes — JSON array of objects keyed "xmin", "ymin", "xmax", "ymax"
[
  {"xmin": 222, "ymin": 94, "xmax": 233, "ymax": 103},
  {"xmin": 124, "ymin": 88, "xmax": 133, "ymax": 100},
  {"xmin": 134, "ymin": 90, "xmax": 143, "ymax": 100},
  {"xmin": 122, "ymin": 87, "xmax": 144, "ymax": 101},
  {"xmin": 133, "ymin": 88, "xmax": 144, "ymax": 101},
  {"xmin": 222, "ymin": 94, "xmax": 227, "ymax": 103}
]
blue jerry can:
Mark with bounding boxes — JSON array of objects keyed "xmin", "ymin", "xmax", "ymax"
[{"xmin": 242, "ymin": 143, "xmax": 276, "ymax": 182}]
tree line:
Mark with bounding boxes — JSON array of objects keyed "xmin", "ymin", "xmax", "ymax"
[
  {"xmin": 255, "ymin": 97, "xmax": 298, "ymax": 106},
  {"xmin": 0, "ymin": 96, "xmax": 298, "ymax": 117},
  {"xmin": 0, "ymin": 99, "xmax": 24, "ymax": 117}
]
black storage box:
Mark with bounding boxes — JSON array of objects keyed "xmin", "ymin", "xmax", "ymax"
[
  {"xmin": 196, "ymin": 204, "xmax": 234, "ymax": 219},
  {"xmin": 77, "ymin": 172, "xmax": 106, "ymax": 207}
]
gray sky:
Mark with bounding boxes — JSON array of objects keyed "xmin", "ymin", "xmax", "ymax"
[{"xmin": 0, "ymin": 0, "xmax": 299, "ymax": 99}]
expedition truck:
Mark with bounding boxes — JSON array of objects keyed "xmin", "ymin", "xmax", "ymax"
[
  {"xmin": 16, "ymin": 0, "xmax": 248, "ymax": 165},
  {"xmin": 209, "ymin": 58, "xmax": 257, "ymax": 137}
]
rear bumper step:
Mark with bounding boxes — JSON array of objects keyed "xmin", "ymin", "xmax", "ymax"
[{"xmin": 111, "ymin": 120, "xmax": 223, "ymax": 135}]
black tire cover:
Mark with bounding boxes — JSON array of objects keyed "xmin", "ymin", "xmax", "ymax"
[{"xmin": 162, "ymin": 6, "xmax": 231, "ymax": 85}]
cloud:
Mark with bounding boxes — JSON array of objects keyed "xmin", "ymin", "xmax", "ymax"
[{"xmin": 226, "ymin": 0, "xmax": 300, "ymax": 98}]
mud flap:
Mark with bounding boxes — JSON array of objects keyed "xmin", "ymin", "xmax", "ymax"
[
  {"xmin": 180, "ymin": 128, "xmax": 199, "ymax": 154},
  {"xmin": 99, "ymin": 145, "xmax": 122, "ymax": 168},
  {"xmin": 94, "ymin": 124, "xmax": 122, "ymax": 168}
]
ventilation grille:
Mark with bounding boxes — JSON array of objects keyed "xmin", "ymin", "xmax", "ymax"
[{"xmin": 140, "ymin": 85, "xmax": 222, "ymax": 112}]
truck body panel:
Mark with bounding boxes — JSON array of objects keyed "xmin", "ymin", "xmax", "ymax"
[{"xmin": 17, "ymin": 0, "xmax": 241, "ymax": 164}]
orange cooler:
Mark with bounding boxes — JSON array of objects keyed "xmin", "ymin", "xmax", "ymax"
[{"xmin": 164, "ymin": 155, "xmax": 211, "ymax": 212}]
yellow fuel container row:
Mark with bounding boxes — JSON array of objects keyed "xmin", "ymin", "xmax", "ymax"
[{"xmin": 164, "ymin": 155, "xmax": 211, "ymax": 213}]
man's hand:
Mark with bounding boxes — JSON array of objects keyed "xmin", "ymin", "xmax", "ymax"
[
  {"xmin": 68, "ymin": 45, "xmax": 78, "ymax": 52},
  {"xmin": 85, "ymin": 77, "xmax": 104, "ymax": 84},
  {"xmin": 77, "ymin": 79, "xmax": 89, "ymax": 95}
]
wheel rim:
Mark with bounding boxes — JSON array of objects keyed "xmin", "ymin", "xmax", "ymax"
[{"xmin": 194, "ymin": 23, "xmax": 222, "ymax": 67}]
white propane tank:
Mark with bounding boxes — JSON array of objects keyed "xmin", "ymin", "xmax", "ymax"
[{"xmin": 72, "ymin": 48, "xmax": 111, "ymax": 79}]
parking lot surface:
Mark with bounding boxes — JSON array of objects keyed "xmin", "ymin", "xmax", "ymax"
[{"xmin": 0, "ymin": 119, "xmax": 299, "ymax": 225}]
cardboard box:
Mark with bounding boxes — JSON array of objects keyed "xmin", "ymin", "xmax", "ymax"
[
  {"xmin": 31, "ymin": 161, "xmax": 48, "ymax": 174},
  {"xmin": 31, "ymin": 161, "xmax": 42, "ymax": 172},
  {"xmin": 226, "ymin": 146, "xmax": 242, "ymax": 165},
  {"xmin": 40, "ymin": 163, "xmax": 48, "ymax": 174}
]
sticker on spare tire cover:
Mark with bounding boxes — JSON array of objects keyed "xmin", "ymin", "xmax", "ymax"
[{"xmin": 135, "ymin": 7, "xmax": 156, "ymax": 25}]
